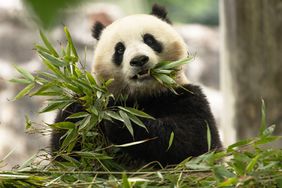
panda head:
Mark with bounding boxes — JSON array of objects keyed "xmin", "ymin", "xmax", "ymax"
[{"xmin": 92, "ymin": 4, "xmax": 188, "ymax": 97}]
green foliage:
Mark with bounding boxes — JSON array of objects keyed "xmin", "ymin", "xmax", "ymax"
[
  {"xmin": 23, "ymin": 0, "xmax": 87, "ymax": 28},
  {"xmin": 3, "ymin": 28, "xmax": 281, "ymax": 187},
  {"xmin": 11, "ymin": 27, "xmax": 158, "ymax": 171},
  {"xmin": 150, "ymin": 57, "xmax": 193, "ymax": 94},
  {"xmin": 146, "ymin": 0, "xmax": 219, "ymax": 25}
]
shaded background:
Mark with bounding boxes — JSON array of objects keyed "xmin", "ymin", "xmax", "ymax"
[{"xmin": 1, "ymin": 0, "xmax": 281, "ymax": 170}]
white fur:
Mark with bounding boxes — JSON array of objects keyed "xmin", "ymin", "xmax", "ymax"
[{"xmin": 92, "ymin": 14, "xmax": 188, "ymax": 97}]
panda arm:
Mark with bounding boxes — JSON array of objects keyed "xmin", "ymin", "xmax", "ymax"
[{"xmin": 103, "ymin": 84, "xmax": 222, "ymax": 165}]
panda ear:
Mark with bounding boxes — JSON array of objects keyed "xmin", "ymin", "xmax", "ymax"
[
  {"xmin": 151, "ymin": 4, "xmax": 171, "ymax": 24},
  {"xmin": 91, "ymin": 21, "xmax": 105, "ymax": 40}
]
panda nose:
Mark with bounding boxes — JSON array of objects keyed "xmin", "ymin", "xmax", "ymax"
[{"xmin": 130, "ymin": 55, "xmax": 149, "ymax": 67}]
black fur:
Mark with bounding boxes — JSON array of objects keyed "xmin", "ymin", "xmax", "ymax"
[
  {"xmin": 113, "ymin": 42, "xmax": 125, "ymax": 66},
  {"xmin": 51, "ymin": 84, "xmax": 222, "ymax": 167},
  {"xmin": 143, "ymin": 33, "xmax": 163, "ymax": 53},
  {"xmin": 151, "ymin": 4, "xmax": 171, "ymax": 24},
  {"xmin": 91, "ymin": 21, "xmax": 105, "ymax": 40}
]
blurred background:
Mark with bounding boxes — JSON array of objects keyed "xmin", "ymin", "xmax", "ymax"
[{"xmin": 0, "ymin": 0, "xmax": 281, "ymax": 169}]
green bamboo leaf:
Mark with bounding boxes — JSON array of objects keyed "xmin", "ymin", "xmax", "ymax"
[
  {"xmin": 39, "ymin": 30, "xmax": 59, "ymax": 57},
  {"xmin": 104, "ymin": 78, "xmax": 114, "ymax": 87},
  {"xmin": 152, "ymin": 74, "xmax": 164, "ymax": 84},
  {"xmin": 114, "ymin": 138, "xmax": 154, "ymax": 148},
  {"xmin": 61, "ymin": 128, "xmax": 77, "ymax": 152},
  {"xmin": 42, "ymin": 60, "xmax": 65, "ymax": 79},
  {"xmin": 9, "ymin": 78, "xmax": 31, "ymax": 84},
  {"xmin": 254, "ymin": 135, "xmax": 281, "ymax": 145},
  {"xmin": 118, "ymin": 107, "xmax": 155, "ymax": 119},
  {"xmin": 62, "ymin": 82, "xmax": 81, "ymax": 94},
  {"xmin": 67, "ymin": 112, "xmax": 89, "ymax": 119},
  {"xmin": 77, "ymin": 115, "xmax": 91, "ymax": 131},
  {"xmin": 105, "ymin": 111, "xmax": 124, "ymax": 122},
  {"xmin": 64, "ymin": 27, "xmax": 78, "ymax": 58},
  {"xmin": 86, "ymin": 72, "xmax": 97, "ymax": 86},
  {"xmin": 35, "ymin": 45, "xmax": 50, "ymax": 54},
  {"xmin": 25, "ymin": 115, "xmax": 32, "ymax": 130},
  {"xmin": 152, "ymin": 69, "xmax": 174, "ymax": 74},
  {"xmin": 166, "ymin": 131, "xmax": 174, "ymax": 151},
  {"xmin": 66, "ymin": 42, "xmax": 71, "ymax": 58},
  {"xmin": 127, "ymin": 113, "xmax": 148, "ymax": 131},
  {"xmin": 246, "ymin": 154, "xmax": 261, "ymax": 173},
  {"xmin": 218, "ymin": 177, "xmax": 238, "ymax": 187},
  {"xmin": 122, "ymin": 173, "xmax": 131, "ymax": 188},
  {"xmin": 262, "ymin": 124, "xmax": 276, "ymax": 137},
  {"xmin": 227, "ymin": 139, "xmax": 252, "ymax": 152},
  {"xmin": 38, "ymin": 71, "xmax": 58, "ymax": 80},
  {"xmin": 157, "ymin": 74, "xmax": 176, "ymax": 85},
  {"xmin": 206, "ymin": 122, "xmax": 212, "ymax": 151},
  {"xmin": 213, "ymin": 165, "xmax": 235, "ymax": 181},
  {"xmin": 30, "ymin": 82, "xmax": 57, "ymax": 96},
  {"xmin": 74, "ymin": 152, "xmax": 112, "ymax": 160},
  {"xmin": 40, "ymin": 102, "xmax": 71, "ymax": 113},
  {"xmin": 50, "ymin": 122, "xmax": 76, "ymax": 129},
  {"xmin": 14, "ymin": 83, "xmax": 35, "ymax": 100},
  {"xmin": 14, "ymin": 65, "xmax": 34, "ymax": 82},
  {"xmin": 119, "ymin": 110, "xmax": 134, "ymax": 137},
  {"xmin": 260, "ymin": 99, "xmax": 266, "ymax": 136},
  {"xmin": 153, "ymin": 61, "xmax": 170, "ymax": 69},
  {"xmin": 38, "ymin": 50, "xmax": 68, "ymax": 67},
  {"xmin": 161, "ymin": 58, "xmax": 191, "ymax": 70}
]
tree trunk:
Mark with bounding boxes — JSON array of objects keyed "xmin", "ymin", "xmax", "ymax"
[{"xmin": 220, "ymin": 0, "xmax": 282, "ymax": 147}]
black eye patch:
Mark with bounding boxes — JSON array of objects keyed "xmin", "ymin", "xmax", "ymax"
[
  {"xmin": 143, "ymin": 33, "xmax": 163, "ymax": 53},
  {"xmin": 113, "ymin": 42, "xmax": 125, "ymax": 66}
]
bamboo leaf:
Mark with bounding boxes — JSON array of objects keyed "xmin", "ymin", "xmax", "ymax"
[
  {"xmin": 35, "ymin": 44, "xmax": 50, "ymax": 54},
  {"xmin": 78, "ymin": 115, "xmax": 91, "ymax": 131},
  {"xmin": 64, "ymin": 27, "xmax": 78, "ymax": 58},
  {"xmin": 9, "ymin": 78, "xmax": 31, "ymax": 84},
  {"xmin": 50, "ymin": 122, "xmax": 76, "ymax": 129},
  {"xmin": 227, "ymin": 139, "xmax": 252, "ymax": 152},
  {"xmin": 114, "ymin": 138, "xmax": 155, "ymax": 147},
  {"xmin": 40, "ymin": 102, "xmax": 71, "ymax": 113},
  {"xmin": 39, "ymin": 30, "xmax": 59, "ymax": 57},
  {"xmin": 166, "ymin": 131, "xmax": 174, "ymax": 151},
  {"xmin": 61, "ymin": 128, "xmax": 77, "ymax": 152},
  {"xmin": 161, "ymin": 58, "xmax": 191, "ymax": 70},
  {"xmin": 127, "ymin": 113, "xmax": 148, "ymax": 131},
  {"xmin": 157, "ymin": 74, "xmax": 176, "ymax": 85},
  {"xmin": 246, "ymin": 154, "xmax": 261, "ymax": 173},
  {"xmin": 67, "ymin": 112, "xmax": 89, "ymax": 119},
  {"xmin": 14, "ymin": 83, "xmax": 35, "ymax": 100},
  {"xmin": 42, "ymin": 60, "xmax": 65, "ymax": 79},
  {"xmin": 105, "ymin": 111, "xmax": 124, "ymax": 122},
  {"xmin": 38, "ymin": 50, "xmax": 68, "ymax": 67},
  {"xmin": 206, "ymin": 122, "xmax": 212, "ymax": 151},
  {"xmin": 24, "ymin": 115, "xmax": 32, "ymax": 130},
  {"xmin": 119, "ymin": 110, "xmax": 134, "ymax": 137},
  {"xmin": 262, "ymin": 124, "xmax": 276, "ymax": 137},
  {"xmin": 122, "ymin": 173, "xmax": 131, "ymax": 188},
  {"xmin": 14, "ymin": 65, "xmax": 34, "ymax": 82},
  {"xmin": 118, "ymin": 106, "xmax": 155, "ymax": 119},
  {"xmin": 260, "ymin": 99, "xmax": 266, "ymax": 136},
  {"xmin": 86, "ymin": 72, "xmax": 97, "ymax": 86}
]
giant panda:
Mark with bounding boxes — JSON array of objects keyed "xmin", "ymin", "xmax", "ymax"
[{"xmin": 52, "ymin": 4, "xmax": 222, "ymax": 168}]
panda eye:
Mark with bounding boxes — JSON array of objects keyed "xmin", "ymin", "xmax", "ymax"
[
  {"xmin": 113, "ymin": 42, "xmax": 125, "ymax": 66},
  {"xmin": 144, "ymin": 35, "xmax": 154, "ymax": 45},
  {"xmin": 116, "ymin": 44, "xmax": 125, "ymax": 54},
  {"xmin": 143, "ymin": 33, "xmax": 163, "ymax": 53}
]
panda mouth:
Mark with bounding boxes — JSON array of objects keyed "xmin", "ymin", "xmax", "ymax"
[{"xmin": 131, "ymin": 69, "xmax": 151, "ymax": 80}]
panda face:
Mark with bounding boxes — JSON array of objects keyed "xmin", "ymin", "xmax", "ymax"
[{"xmin": 92, "ymin": 14, "xmax": 188, "ymax": 97}]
